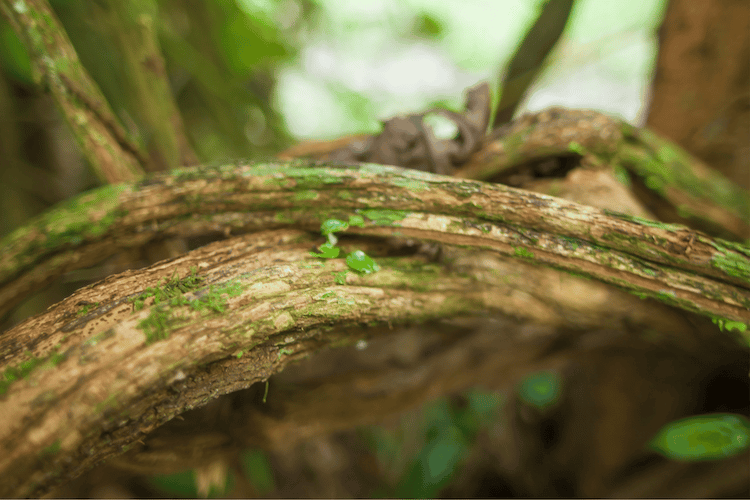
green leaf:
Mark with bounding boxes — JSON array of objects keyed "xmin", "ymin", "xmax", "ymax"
[
  {"xmin": 310, "ymin": 242, "xmax": 340, "ymax": 259},
  {"xmin": 321, "ymin": 218, "xmax": 349, "ymax": 235},
  {"xmin": 517, "ymin": 370, "xmax": 561, "ymax": 409},
  {"xmin": 648, "ymin": 413, "xmax": 750, "ymax": 461},
  {"xmin": 345, "ymin": 250, "xmax": 380, "ymax": 274}
]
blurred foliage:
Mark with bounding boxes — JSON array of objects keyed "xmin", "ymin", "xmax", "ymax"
[
  {"xmin": 0, "ymin": 22, "xmax": 32, "ymax": 85},
  {"xmin": 45, "ymin": 0, "xmax": 302, "ymax": 163},
  {"xmin": 149, "ymin": 467, "xmax": 235, "ymax": 498},
  {"xmin": 517, "ymin": 369, "xmax": 563, "ymax": 409},
  {"xmin": 362, "ymin": 387, "xmax": 504, "ymax": 498},
  {"xmin": 648, "ymin": 413, "xmax": 750, "ymax": 461},
  {"xmin": 241, "ymin": 448, "xmax": 276, "ymax": 495}
]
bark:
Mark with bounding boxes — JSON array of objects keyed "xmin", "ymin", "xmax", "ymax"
[
  {"xmin": 0, "ymin": 157, "xmax": 748, "ymax": 496},
  {"xmin": 646, "ymin": 0, "xmax": 750, "ymax": 190},
  {"xmin": 493, "ymin": 0, "xmax": 576, "ymax": 127},
  {"xmin": 0, "ymin": 0, "xmax": 146, "ymax": 182}
]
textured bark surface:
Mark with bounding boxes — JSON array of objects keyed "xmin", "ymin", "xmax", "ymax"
[
  {"xmin": 646, "ymin": 0, "xmax": 750, "ymax": 190},
  {"xmin": 0, "ymin": 160, "xmax": 748, "ymax": 497}
]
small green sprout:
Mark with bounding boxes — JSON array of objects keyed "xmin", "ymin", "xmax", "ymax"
[
  {"xmin": 346, "ymin": 250, "xmax": 380, "ymax": 274},
  {"xmin": 320, "ymin": 218, "xmax": 349, "ymax": 245}
]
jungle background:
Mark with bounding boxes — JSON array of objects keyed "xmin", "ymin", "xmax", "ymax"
[{"xmin": 0, "ymin": 0, "xmax": 748, "ymax": 497}]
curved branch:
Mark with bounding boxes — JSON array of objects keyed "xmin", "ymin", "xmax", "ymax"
[
  {"xmin": 1, "ymin": 162, "xmax": 748, "ymax": 324},
  {"xmin": 0, "ymin": 225, "xmax": 732, "ymax": 497}
]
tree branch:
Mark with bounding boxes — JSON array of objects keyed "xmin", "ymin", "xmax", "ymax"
[
  {"xmin": 1, "ymin": 161, "xmax": 748, "ymax": 325},
  {"xmin": 0, "ymin": 0, "xmax": 147, "ymax": 182}
]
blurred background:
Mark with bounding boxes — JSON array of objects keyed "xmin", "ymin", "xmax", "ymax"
[
  {"xmin": 0, "ymin": 0, "xmax": 666, "ymax": 235},
  {"xmin": 1, "ymin": 0, "xmax": 748, "ymax": 497}
]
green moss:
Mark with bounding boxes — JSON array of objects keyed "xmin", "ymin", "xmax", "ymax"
[
  {"xmin": 333, "ymin": 271, "xmax": 348, "ymax": 285},
  {"xmin": 518, "ymin": 370, "xmax": 562, "ymax": 409},
  {"xmin": 358, "ymin": 208, "xmax": 409, "ymax": 225},
  {"xmin": 76, "ymin": 301, "xmax": 101, "ymax": 316},
  {"xmin": 649, "ymin": 414, "xmax": 750, "ymax": 461},
  {"xmin": 602, "ymin": 211, "xmax": 687, "ymax": 232},
  {"xmin": 131, "ymin": 271, "xmax": 245, "ymax": 344},
  {"xmin": 709, "ymin": 241, "xmax": 750, "ymax": 283},
  {"xmin": 0, "ymin": 346, "xmax": 65, "ymax": 395},
  {"xmin": 129, "ymin": 270, "xmax": 206, "ymax": 311},
  {"xmin": 348, "ymin": 215, "xmax": 365, "ymax": 227},
  {"xmin": 567, "ymin": 141, "xmax": 585, "ymax": 155},
  {"xmin": 273, "ymin": 211, "xmax": 295, "ymax": 224},
  {"xmin": 619, "ymin": 129, "xmax": 750, "ymax": 222},
  {"xmin": 82, "ymin": 327, "xmax": 116, "ymax": 347},
  {"xmin": 513, "ymin": 246, "xmax": 534, "ymax": 260},
  {"xmin": 391, "ymin": 177, "xmax": 429, "ymax": 191},
  {"xmin": 41, "ymin": 439, "xmax": 61, "ymax": 456},
  {"xmin": 294, "ymin": 190, "xmax": 318, "ymax": 201}
]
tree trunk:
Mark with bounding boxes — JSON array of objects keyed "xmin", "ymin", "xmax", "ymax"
[{"xmin": 646, "ymin": 0, "xmax": 750, "ymax": 190}]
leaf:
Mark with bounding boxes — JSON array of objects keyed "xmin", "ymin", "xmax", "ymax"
[
  {"xmin": 346, "ymin": 250, "xmax": 380, "ymax": 274},
  {"xmin": 517, "ymin": 370, "xmax": 561, "ymax": 409},
  {"xmin": 648, "ymin": 413, "xmax": 750, "ymax": 461},
  {"xmin": 310, "ymin": 242, "xmax": 340, "ymax": 259},
  {"xmin": 321, "ymin": 218, "xmax": 349, "ymax": 235}
]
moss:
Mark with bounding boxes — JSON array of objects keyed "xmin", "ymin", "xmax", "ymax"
[
  {"xmin": 333, "ymin": 271, "xmax": 348, "ymax": 284},
  {"xmin": 513, "ymin": 246, "xmax": 535, "ymax": 260},
  {"xmin": 602, "ymin": 211, "xmax": 688, "ymax": 232},
  {"xmin": 274, "ymin": 211, "xmax": 296, "ymax": 224},
  {"xmin": 0, "ymin": 346, "xmax": 65, "ymax": 395},
  {"xmin": 358, "ymin": 209, "xmax": 409, "ymax": 225},
  {"xmin": 619, "ymin": 129, "xmax": 750, "ymax": 222},
  {"xmin": 130, "ymin": 270, "xmax": 206, "ymax": 311},
  {"xmin": 41, "ymin": 439, "xmax": 61, "ymax": 456},
  {"xmin": 131, "ymin": 271, "xmax": 245, "ymax": 344},
  {"xmin": 709, "ymin": 241, "xmax": 750, "ymax": 283},
  {"xmin": 82, "ymin": 328, "xmax": 116, "ymax": 347},
  {"xmin": 294, "ymin": 190, "xmax": 318, "ymax": 201},
  {"xmin": 77, "ymin": 302, "xmax": 101, "ymax": 317},
  {"xmin": 391, "ymin": 177, "xmax": 429, "ymax": 191}
]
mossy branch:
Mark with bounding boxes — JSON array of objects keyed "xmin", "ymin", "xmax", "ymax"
[
  {"xmin": 1, "ymin": 161, "xmax": 748, "ymax": 324},
  {"xmin": 0, "ymin": 0, "xmax": 147, "ymax": 182},
  {"xmin": 0, "ymin": 160, "xmax": 748, "ymax": 496}
]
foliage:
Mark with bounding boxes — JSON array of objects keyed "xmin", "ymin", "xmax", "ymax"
[
  {"xmin": 648, "ymin": 413, "xmax": 750, "ymax": 461},
  {"xmin": 517, "ymin": 370, "xmax": 562, "ymax": 409},
  {"xmin": 363, "ymin": 388, "xmax": 504, "ymax": 498}
]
